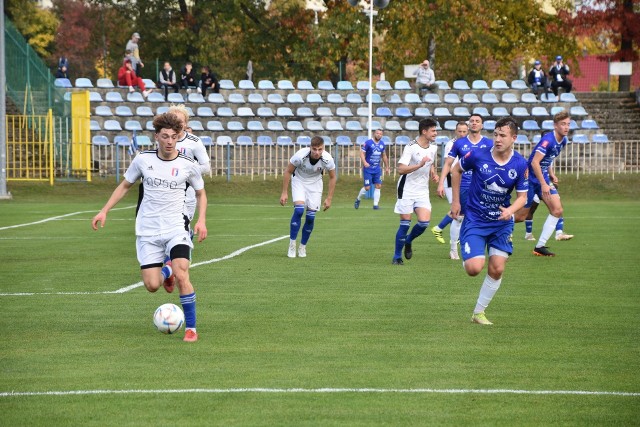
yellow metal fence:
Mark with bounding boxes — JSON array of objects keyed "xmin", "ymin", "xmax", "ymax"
[{"xmin": 5, "ymin": 111, "xmax": 54, "ymax": 185}]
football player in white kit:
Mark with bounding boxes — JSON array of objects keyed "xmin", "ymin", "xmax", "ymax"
[
  {"xmin": 392, "ymin": 118, "xmax": 440, "ymax": 265},
  {"xmin": 92, "ymin": 113, "xmax": 208, "ymax": 342},
  {"xmin": 280, "ymin": 136, "xmax": 337, "ymax": 258}
]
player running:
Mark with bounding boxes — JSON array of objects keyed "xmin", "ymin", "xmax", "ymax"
[{"xmin": 353, "ymin": 128, "xmax": 390, "ymax": 210}]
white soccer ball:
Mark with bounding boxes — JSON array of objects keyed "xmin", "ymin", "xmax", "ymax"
[{"xmin": 153, "ymin": 303, "xmax": 184, "ymax": 334}]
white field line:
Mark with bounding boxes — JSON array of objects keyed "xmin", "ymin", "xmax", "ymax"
[
  {"xmin": 0, "ymin": 387, "xmax": 638, "ymax": 398},
  {"xmin": 0, "ymin": 205, "xmax": 135, "ymax": 231},
  {"xmin": 0, "ymin": 235, "xmax": 288, "ymax": 297}
]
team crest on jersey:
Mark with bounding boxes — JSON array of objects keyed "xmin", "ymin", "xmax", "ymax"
[
  {"xmin": 171, "ymin": 168, "xmax": 179, "ymax": 176},
  {"xmin": 508, "ymin": 169, "xmax": 517, "ymax": 179},
  {"xmin": 541, "ymin": 141, "xmax": 549, "ymax": 148}
]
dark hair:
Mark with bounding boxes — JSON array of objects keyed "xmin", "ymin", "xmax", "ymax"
[
  {"xmin": 456, "ymin": 121, "xmax": 468, "ymax": 129},
  {"xmin": 185, "ymin": 61, "xmax": 192, "ymax": 65},
  {"xmin": 469, "ymin": 113, "xmax": 483, "ymax": 122},
  {"xmin": 153, "ymin": 112, "xmax": 183, "ymax": 134},
  {"xmin": 494, "ymin": 117, "xmax": 518, "ymax": 135},
  {"xmin": 310, "ymin": 136, "xmax": 324, "ymax": 147},
  {"xmin": 553, "ymin": 110, "xmax": 570, "ymax": 123},
  {"xmin": 418, "ymin": 118, "xmax": 438, "ymax": 134}
]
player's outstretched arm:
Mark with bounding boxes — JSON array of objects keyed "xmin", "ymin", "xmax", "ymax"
[
  {"xmin": 437, "ymin": 157, "xmax": 454, "ymax": 197},
  {"xmin": 280, "ymin": 163, "xmax": 295, "ymax": 206},
  {"xmin": 91, "ymin": 180, "xmax": 134, "ymax": 230},
  {"xmin": 323, "ymin": 169, "xmax": 337, "ymax": 211},
  {"xmin": 193, "ymin": 188, "xmax": 208, "ymax": 242}
]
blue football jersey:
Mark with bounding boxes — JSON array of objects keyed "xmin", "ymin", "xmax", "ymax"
[
  {"xmin": 447, "ymin": 136, "xmax": 493, "ymax": 189},
  {"xmin": 459, "ymin": 148, "xmax": 529, "ymax": 222},
  {"xmin": 361, "ymin": 139, "xmax": 386, "ymax": 172},
  {"xmin": 528, "ymin": 132, "xmax": 567, "ymax": 184}
]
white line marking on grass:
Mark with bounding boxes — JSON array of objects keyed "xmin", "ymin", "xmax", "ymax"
[
  {"xmin": 0, "ymin": 235, "xmax": 288, "ymax": 297},
  {"xmin": 0, "ymin": 205, "xmax": 135, "ymax": 231},
  {"xmin": 0, "ymin": 388, "xmax": 638, "ymax": 398}
]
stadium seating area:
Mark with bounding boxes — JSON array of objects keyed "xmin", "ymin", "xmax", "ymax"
[{"xmin": 59, "ymin": 77, "xmax": 608, "ymax": 147}]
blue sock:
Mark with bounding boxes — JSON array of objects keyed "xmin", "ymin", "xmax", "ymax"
[
  {"xmin": 394, "ymin": 220, "xmax": 411, "ymax": 259},
  {"xmin": 300, "ymin": 210, "xmax": 316, "ymax": 245},
  {"xmin": 437, "ymin": 214, "xmax": 453, "ymax": 230},
  {"xmin": 180, "ymin": 292, "xmax": 196, "ymax": 329},
  {"xmin": 406, "ymin": 221, "xmax": 429, "ymax": 244},
  {"xmin": 525, "ymin": 220, "xmax": 533, "ymax": 233},
  {"xmin": 289, "ymin": 204, "xmax": 305, "ymax": 240},
  {"xmin": 556, "ymin": 217, "xmax": 564, "ymax": 232},
  {"xmin": 161, "ymin": 265, "xmax": 172, "ymax": 280}
]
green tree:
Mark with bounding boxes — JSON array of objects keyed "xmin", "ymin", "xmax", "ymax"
[{"xmin": 5, "ymin": 0, "xmax": 59, "ymax": 60}]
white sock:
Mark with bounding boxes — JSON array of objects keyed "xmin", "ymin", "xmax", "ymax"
[
  {"xmin": 474, "ymin": 275, "xmax": 502, "ymax": 314},
  {"xmin": 357, "ymin": 187, "xmax": 367, "ymax": 201},
  {"xmin": 373, "ymin": 188, "xmax": 381, "ymax": 206},
  {"xmin": 537, "ymin": 214, "xmax": 560, "ymax": 248},
  {"xmin": 450, "ymin": 218, "xmax": 461, "ymax": 250}
]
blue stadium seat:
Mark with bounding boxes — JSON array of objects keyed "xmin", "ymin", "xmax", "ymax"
[
  {"xmin": 376, "ymin": 80, "xmax": 392, "ymax": 90},
  {"xmin": 550, "ymin": 106, "xmax": 566, "ymax": 115},
  {"xmin": 436, "ymin": 80, "xmax": 451, "ymax": 90},
  {"xmin": 433, "ymin": 107, "xmax": 451, "ymax": 117},
  {"xmin": 572, "ymin": 134, "xmax": 589, "ymax": 143},
  {"xmin": 581, "ymin": 119, "xmax": 599, "ymax": 130},
  {"xmin": 366, "ymin": 120, "xmax": 382, "ymax": 130},
  {"xmin": 336, "ymin": 107, "xmax": 354, "ymax": 117},
  {"xmin": 278, "ymin": 80, "xmax": 295, "ymax": 90},
  {"xmin": 481, "ymin": 93, "xmax": 499, "ymax": 104},
  {"xmin": 385, "ymin": 120, "xmax": 402, "ymax": 131},
  {"xmin": 142, "ymin": 79, "xmax": 156, "ymax": 89},
  {"xmin": 355, "ymin": 135, "xmax": 367, "ymax": 146},
  {"xmin": 114, "ymin": 135, "xmax": 130, "ymax": 146},
  {"xmin": 366, "ymin": 93, "xmax": 382, "ymax": 103},
  {"xmin": 277, "ymin": 136, "xmax": 294, "ymax": 146},
  {"xmin": 258, "ymin": 80, "xmax": 275, "ymax": 90},
  {"xmin": 200, "ymin": 136, "xmax": 213, "ymax": 146},
  {"xmin": 501, "ymin": 93, "xmax": 518, "ymax": 103},
  {"xmin": 541, "ymin": 93, "xmax": 558, "ymax": 103},
  {"xmin": 256, "ymin": 135, "xmax": 274, "ymax": 146},
  {"xmin": 236, "ymin": 107, "xmax": 255, "ymax": 117},
  {"xmin": 491, "ymin": 79, "xmax": 509, "ymax": 90},
  {"xmin": 521, "ymin": 93, "xmax": 539, "ymax": 103},
  {"xmin": 435, "ymin": 136, "xmax": 450, "ymax": 145},
  {"xmin": 560, "ymin": 93, "xmax": 578, "ymax": 102},
  {"xmin": 267, "ymin": 120, "xmax": 285, "ymax": 131},
  {"xmin": 115, "ymin": 106, "xmax": 133, "ymax": 117},
  {"xmin": 453, "ymin": 80, "xmax": 470, "ymax": 90},
  {"xmin": 247, "ymin": 121, "xmax": 264, "ymax": 131},
  {"xmin": 306, "ymin": 120, "xmax": 324, "ymax": 131},
  {"xmin": 216, "ymin": 135, "xmax": 232, "ymax": 146},
  {"xmin": 297, "ymin": 107, "xmax": 314, "ymax": 117},
  {"xmin": 90, "ymin": 120, "xmax": 101, "ymax": 131},
  {"xmin": 395, "ymin": 135, "xmax": 410, "ymax": 145},
  {"xmin": 463, "ymin": 93, "xmax": 480, "ymax": 104},
  {"xmin": 511, "ymin": 79, "xmax": 528, "ymax": 90},
  {"xmin": 515, "ymin": 134, "xmax": 530, "ymax": 145},
  {"xmin": 306, "ymin": 93, "xmax": 324, "ymax": 103},
  {"xmin": 236, "ymin": 135, "xmax": 253, "ymax": 146},
  {"xmin": 395, "ymin": 107, "xmax": 412, "ymax": 118},
  {"xmin": 531, "ymin": 107, "xmax": 549, "ymax": 117},
  {"xmin": 444, "ymin": 120, "xmax": 458, "ymax": 130},
  {"xmin": 227, "ymin": 121, "xmax": 245, "ymax": 131},
  {"xmin": 386, "ymin": 93, "xmax": 402, "ymax": 104},
  {"xmin": 318, "ymin": 80, "xmax": 335, "ymax": 90},
  {"xmin": 197, "ymin": 107, "xmax": 215, "ymax": 117},
  {"xmin": 216, "ymin": 107, "xmax": 234, "ymax": 117},
  {"xmin": 247, "ymin": 93, "xmax": 265, "ymax": 103},
  {"xmin": 185, "ymin": 107, "xmax": 195, "ymax": 117},
  {"xmin": 346, "ymin": 93, "xmax": 363, "ymax": 104},
  {"xmin": 444, "ymin": 93, "xmax": 461, "ymax": 104},
  {"xmin": 208, "ymin": 93, "xmax": 226, "ymax": 103},
  {"xmin": 570, "ymin": 120, "xmax": 579, "ymax": 130},
  {"xmin": 188, "ymin": 93, "xmax": 205, "ymax": 103},
  {"xmin": 570, "ymin": 106, "xmax": 588, "ymax": 117},
  {"xmin": 592, "ymin": 133, "xmax": 609, "ymax": 143},
  {"xmin": 145, "ymin": 120, "xmax": 154, "ymax": 131},
  {"xmin": 316, "ymin": 107, "xmax": 333, "ymax": 117},
  {"xmin": 287, "ymin": 93, "xmax": 304, "ymax": 104},
  {"xmin": 532, "ymin": 135, "xmax": 541, "ymax": 144},
  {"xmin": 424, "ymin": 93, "xmax": 441, "ymax": 103},
  {"xmin": 287, "ymin": 121, "xmax": 304, "ymax": 131},
  {"xmin": 267, "ymin": 93, "xmax": 284, "ymax": 104},
  {"xmin": 326, "ymin": 121, "xmax": 343, "ymax": 131},
  {"xmin": 394, "ymin": 80, "xmax": 411, "ymax": 90},
  {"xmin": 337, "ymin": 81, "xmax": 354, "ymax": 90},
  {"xmin": 405, "ymin": 120, "xmax": 419, "ymax": 131},
  {"xmin": 356, "ymin": 81, "xmax": 370, "ymax": 90},
  {"xmin": 75, "ymin": 78, "xmax": 93, "ymax": 88},
  {"xmin": 146, "ymin": 92, "xmax": 164, "ymax": 103},
  {"xmin": 484, "ymin": 120, "xmax": 496, "ymax": 131},
  {"xmin": 257, "ymin": 107, "xmax": 274, "ymax": 117},
  {"xmin": 124, "ymin": 120, "xmax": 142, "ymax": 131},
  {"xmin": 207, "ymin": 121, "xmax": 224, "ymax": 131},
  {"xmin": 156, "ymin": 106, "xmax": 169, "ymax": 114},
  {"xmin": 404, "ymin": 93, "xmax": 421, "ymax": 104},
  {"xmin": 522, "ymin": 120, "xmax": 540, "ymax": 131},
  {"xmin": 95, "ymin": 106, "xmax": 113, "ymax": 117},
  {"xmin": 357, "ymin": 107, "xmax": 370, "ymax": 117},
  {"xmin": 277, "ymin": 107, "xmax": 294, "ymax": 117},
  {"xmin": 453, "ymin": 107, "xmax": 470, "ymax": 117},
  {"xmin": 238, "ymin": 80, "xmax": 255, "ymax": 90},
  {"xmin": 345, "ymin": 121, "xmax": 363, "ymax": 131},
  {"xmin": 376, "ymin": 107, "xmax": 392, "ymax": 117},
  {"xmin": 92, "ymin": 135, "xmax": 109, "ymax": 146},
  {"xmin": 296, "ymin": 135, "xmax": 311, "ymax": 146},
  {"xmin": 297, "ymin": 80, "xmax": 314, "ymax": 90},
  {"xmin": 136, "ymin": 106, "xmax": 153, "ymax": 117},
  {"xmin": 472, "ymin": 80, "xmax": 489, "ymax": 90},
  {"xmin": 228, "ymin": 93, "xmax": 245, "ymax": 103},
  {"xmin": 96, "ymin": 78, "xmax": 114, "ymax": 88},
  {"xmin": 512, "ymin": 107, "xmax": 530, "ymax": 117},
  {"xmin": 188, "ymin": 120, "xmax": 204, "ymax": 131},
  {"xmin": 327, "ymin": 93, "xmax": 344, "ymax": 103},
  {"xmin": 55, "ymin": 78, "xmax": 72, "ymax": 88},
  {"xmin": 336, "ymin": 135, "xmax": 352, "ymax": 146},
  {"xmin": 102, "ymin": 120, "xmax": 122, "ymax": 131},
  {"xmin": 472, "ymin": 107, "xmax": 490, "ymax": 117},
  {"xmin": 381, "ymin": 135, "xmax": 391, "ymax": 146},
  {"xmin": 127, "ymin": 92, "xmax": 145, "ymax": 103},
  {"xmin": 541, "ymin": 120, "xmax": 554, "ymax": 130},
  {"xmin": 414, "ymin": 107, "xmax": 431, "ymax": 117},
  {"xmin": 105, "ymin": 91, "xmax": 124, "ymax": 102}
]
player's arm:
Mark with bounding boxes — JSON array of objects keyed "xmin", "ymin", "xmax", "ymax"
[
  {"xmin": 450, "ymin": 163, "xmax": 463, "ymax": 219},
  {"xmin": 279, "ymin": 163, "xmax": 295, "ymax": 206},
  {"xmin": 437, "ymin": 157, "xmax": 454, "ymax": 197},
  {"xmin": 359, "ymin": 148, "xmax": 369, "ymax": 168},
  {"xmin": 430, "ymin": 153, "xmax": 439, "ymax": 182},
  {"xmin": 193, "ymin": 188, "xmax": 208, "ymax": 242},
  {"xmin": 91, "ymin": 179, "xmax": 135, "ymax": 230},
  {"xmin": 382, "ymin": 150, "xmax": 390, "ymax": 174},
  {"xmin": 193, "ymin": 142, "xmax": 212, "ymax": 176},
  {"xmin": 323, "ymin": 168, "xmax": 337, "ymax": 211},
  {"xmin": 397, "ymin": 156, "xmax": 428, "ymax": 175},
  {"xmin": 548, "ymin": 165, "xmax": 558, "ymax": 185},
  {"xmin": 498, "ymin": 191, "xmax": 528, "ymax": 221},
  {"xmin": 530, "ymin": 151, "xmax": 551, "ymax": 197}
]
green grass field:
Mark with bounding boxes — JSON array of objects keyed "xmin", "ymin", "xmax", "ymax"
[{"xmin": 1, "ymin": 175, "xmax": 639, "ymax": 426}]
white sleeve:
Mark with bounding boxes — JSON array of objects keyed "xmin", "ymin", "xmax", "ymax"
[
  {"xmin": 398, "ymin": 145, "xmax": 413, "ymax": 165},
  {"xmin": 123, "ymin": 156, "xmax": 142, "ymax": 184},
  {"xmin": 191, "ymin": 140, "xmax": 211, "ymax": 175},
  {"xmin": 188, "ymin": 164, "xmax": 205, "ymax": 191}
]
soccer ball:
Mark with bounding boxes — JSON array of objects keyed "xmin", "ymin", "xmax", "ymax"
[{"xmin": 153, "ymin": 303, "xmax": 184, "ymax": 334}]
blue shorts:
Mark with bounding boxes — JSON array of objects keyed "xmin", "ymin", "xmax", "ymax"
[
  {"xmin": 459, "ymin": 187, "xmax": 469, "ymax": 215},
  {"xmin": 525, "ymin": 180, "xmax": 558, "ymax": 208},
  {"xmin": 363, "ymin": 169, "xmax": 382, "ymax": 187},
  {"xmin": 460, "ymin": 217, "xmax": 514, "ymax": 261}
]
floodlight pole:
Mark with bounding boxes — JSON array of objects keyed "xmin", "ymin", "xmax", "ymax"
[
  {"xmin": 367, "ymin": 0, "xmax": 374, "ymax": 140},
  {"xmin": 0, "ymin": 1, "xmax": 11, "ymax": 199}
]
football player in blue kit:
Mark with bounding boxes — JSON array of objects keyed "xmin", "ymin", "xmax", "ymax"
[{"xmin": 354, "ymin": 129, "xmax": 390, "ymax": 210}]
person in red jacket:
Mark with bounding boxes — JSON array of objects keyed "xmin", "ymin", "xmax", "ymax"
[{"xmin": 118, "ymin": 58, "xmax": 152, "ymax": 97}]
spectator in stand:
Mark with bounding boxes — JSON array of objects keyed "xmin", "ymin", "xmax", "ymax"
[
  {"xmin": 126, "ymin": 32, "xmax": 144, "ymax": 76},
  {"xmin": 55, "ymin": 65, "xmax": 69, "ymax": 79},
  {"xmin": 548, "ymin": 55, "xmax": 572, "ymax": 96},
  {"xmin": 527, "ymin": 60, "xmax": 550, "ymax": 99},
  {"xmin": 58, "ymin": 56, "xmax": 69, "ymax": 73},
  {"xmin": 159, "ymin": 61, "xmax": 180, "ymax": 100},
  {"xmin": 414, "ymin": 60, "xmax": 438, "ymax": 95},
  {"xmin": 180, "ymin": 61, "xmax": 197, "ymax": 93},
  {"xmin": 118, "ymin": 58, "xmax": 152, "ymax": 98},
  {"xmin": 197, "ymin": 66, "xmax": 219, "ymax": 96},
  {"xmin": 246, "ymin": 60, "xmax": 253, "ymax": 82}
]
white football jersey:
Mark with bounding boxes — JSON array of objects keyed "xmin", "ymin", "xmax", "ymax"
[
  {"xmin": 396, "ymin": 139, "xmax": 438, "ymax": 199},
  {"xmin": 442, "ymin": 138, "xmax": 458, "ymax": 189},
  {"xmin": 176, "ymin": 132, "xmax": 210, "ymax": 219},
  {"xmin": 289, "ymin": 148, "xmax": 335, "ymax": 187},
  {"xmin": 124, "ymin": 150, "xmax": 204, "ymax": 236}
]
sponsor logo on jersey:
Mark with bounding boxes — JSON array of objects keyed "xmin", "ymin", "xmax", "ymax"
[{"xmin": 541, "ymin": 141, "xmax": 549, "ymax": 148}]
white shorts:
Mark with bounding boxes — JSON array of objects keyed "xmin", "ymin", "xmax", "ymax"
[
  {"xmin": 394, "ymin": 196, "xmax": 432, "ymax": 214},
  {"xmin": 136, "ymin": 228, "xmax": 193, "ymax": 267},
  {"xmin": 445, "ymin": 187, "xmax": 453, "ymax": 205},
  {"xmin": 291, "ymin": 176, "xmax": 322, "ymax": 211}
]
